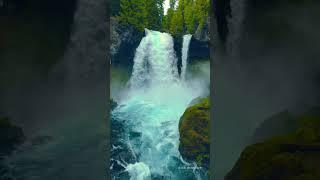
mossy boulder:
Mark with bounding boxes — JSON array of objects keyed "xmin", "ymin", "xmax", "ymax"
[
  {"xmin": 226, "ymin": 107, "xmax": 320, "ymax": 180},
  {"xmin": 179, "ymin": 97, "xmax": 210, "ymax": 169},
  {"xmin": 0, "ymin": 117, "xmax": 25, "ymax": 156}
]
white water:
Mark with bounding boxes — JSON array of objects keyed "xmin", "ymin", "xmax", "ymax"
[
  {"xmin": 112, "ymin": 29, "xmax": 208, "ymax": 179},
  {"xmin": 181, "ymin": 34, "xmax": 192, "ymax": 80},
  {"xmin": 129, "ymin": 29, "xmax": 179, "ymax": 89},
  {"xmin": 126, "ymin": 162, "xmax": 151, "ymax": 180}
]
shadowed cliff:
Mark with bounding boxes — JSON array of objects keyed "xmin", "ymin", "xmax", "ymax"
[{"xmin": 212, "ymin": 0, "xmax": 320, "ymax": 179}]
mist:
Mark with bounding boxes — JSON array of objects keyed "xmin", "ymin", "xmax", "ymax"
[
  {"xmin": 212, "ymin": 1, "xmax": 320, "ymax": 179},
  {"xmin": 0, "ymin": 0, "xmax": 109, "ymax": 179}
]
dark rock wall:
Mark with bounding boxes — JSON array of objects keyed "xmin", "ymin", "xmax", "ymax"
[{"xmin": 110, "ymin": 17, "xmax": 143, "ymax": 68}]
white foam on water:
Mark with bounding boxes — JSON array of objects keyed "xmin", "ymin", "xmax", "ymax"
[
  {"xmin": 113, "ymin": 29, "xmax": 208, "ymax": 179},
  {"xmin": 126, "ymin": 162, "xmax": 151, "ymax": 180}
]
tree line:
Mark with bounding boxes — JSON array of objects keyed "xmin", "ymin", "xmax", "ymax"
[{"xmin": 115, "ymin": 0, "xmax": 210, "ymax": 36}]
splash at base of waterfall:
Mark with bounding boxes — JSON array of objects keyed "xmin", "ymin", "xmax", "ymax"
[{"xmin": 111, "ymin": 29, "xmax": 208, "ymax": 180}]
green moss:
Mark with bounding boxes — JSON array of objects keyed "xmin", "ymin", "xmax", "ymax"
[
  {"xmin": 179, "ymin": 97, "xmax": 210, "ymax": 169},
  {"xmin": 226, "ymin": 108, "xmax": 320, "ymax": 180}
]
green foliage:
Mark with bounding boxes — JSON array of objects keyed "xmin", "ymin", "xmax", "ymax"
[
  {"xmin": 184, "ymin": 2, "xmax": 196, "ymax": 33},
  {"xmin": 169, "ymin": 0, "xmax": 177, "ymax": 8},
  {"xmin": 118, "ymin": 0, "xmax": 210, "ymax": 35},
  {"xmin": 118, "ymin": 0, "xmax": 164, "ymax": 31},
  {"xmin": 194, "ymin": 0, "xmax": 210, "ymax": 30},
  {"xmin": 162, "ymin": 8, "xmax": 174, "ymax": 32},
  {"xmin": 163, "ymin": 0, "xmax": 210, "ymax": 35},
  {"xmin": 169, "ymin": 6, "xmax": 184, "ymax": 35}
]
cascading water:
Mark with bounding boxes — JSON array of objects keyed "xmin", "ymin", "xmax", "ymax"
[
  {"xmin": 181, "ymin": 34, "xmax": 192, "ymax": 80},
  {"xmin": 129, "ymin": 29, "xmax": 179, "ymax": 89},
  {"xmin": 111, "ymin": 29, "xmax": 208, "ymax": 179}
]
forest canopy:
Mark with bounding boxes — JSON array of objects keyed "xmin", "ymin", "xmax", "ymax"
[{"xmin": 115, "ymin": 0, "xmax": 210, "ymax": 36}]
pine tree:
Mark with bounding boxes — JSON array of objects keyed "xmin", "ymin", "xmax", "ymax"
[
  {"xmin": 119, "ymin": 0, "xmax": 147, "ymax": 31},
  {"xmin": 119, "ymin": 0, "xmax": 164, "ymax": 31},
  {"xmin": 169, "ymin": 0, "xmax": 176, "ymax": 8},
  {"xmin": 194, "ymin": 0, "xmax": 210, "ymax": 30},
  {"xmin": 169, "ymin": 6, "xmax": 184, "ymax": 35},
  {"xmin": 184, "ymin": 0, "xmax": 196, "ymax": 33},
  {"xmin": 164, "ymin": 0, "xmax": 210, "ymax": 35}
]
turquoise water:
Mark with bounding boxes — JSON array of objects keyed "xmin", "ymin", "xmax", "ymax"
[{"xmin": 111, "ymin": 30, "xmax": 209, "ymax": 180}]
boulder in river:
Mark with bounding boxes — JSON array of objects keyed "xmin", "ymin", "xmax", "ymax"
[
  {"xmin": 179, "ymin": 97, "xmax": 210, "ymax": 169},
  {"xmin": 226, "ymin": 107, "xmax": 320, "ymax": 180}
]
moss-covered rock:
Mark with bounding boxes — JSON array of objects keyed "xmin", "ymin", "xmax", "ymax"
[
  {"xmin": 179, "ymin": 97, "xmax": 210, "ymax": 169},
  {"xmin": 0, "ymin": 117, "xmax": 25, "ymax": 156},
  {"xmin": 226, "ymin": 107, "xmax": 320, "ymax": 180}
]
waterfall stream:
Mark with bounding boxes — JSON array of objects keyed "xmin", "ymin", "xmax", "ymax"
[
  {"xmin": 111, "ymin": 29, "xmax": 208, "ymax": 180},
  {"xmin": 181, "ymin": 34, "xmax": 192, "ymax": 80}
]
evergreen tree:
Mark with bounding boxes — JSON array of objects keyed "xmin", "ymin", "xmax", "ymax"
[
  {"xmin": 119, "ymin": 0, "xmax": 147, "ymax": 31},
  {"xmin": 169, "ymin": 6, "xmax": 184, "ymax": 35},
  {"xmin": 169, "ymin": 0, "xmax": 176, "ymax": 8},
  {"xmin": 162, "ymin": 7, "xmax": 174, "ymax": 31},
  {"xmin": 164, "ymin": 0, "xmax": 210, "ymax": 35},
  {"xmin": 118, "ymin": 0, "xmax": 210, "ymax": 34},
  {"xmin": 194, "ymin": 0, "xmax": 210, "ymax": 30},
  {"xmin": 184, "ymin": 0, "xmax": 196, "ymax": 33},
  {"xmin": 119, "ymin": 0, "xmax": 164, "ymax": 31}
]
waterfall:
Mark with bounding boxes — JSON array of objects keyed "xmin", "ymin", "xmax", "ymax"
[
  {"xmin": 111, "ymin": 30, "xmax": 208, "ymax": 179},
  {"xmin": 181, "ymin": 34, "xmax": 192, "ymax": 80},
  {"xmin": 129, "ymin": 29, "xmax": 179, "ymax": 89}
]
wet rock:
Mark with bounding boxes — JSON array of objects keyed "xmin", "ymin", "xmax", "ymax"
[
  {"xmin": 110, "ymin": 17, "xmax": 144, "ymax": 67},
  {"xmin": 226, "ymin": 107, "xmax": 320, "ymax": 180},
  {"xmin": 179, "ymin": 97, "xmax": 210, "ymax": 169}
]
